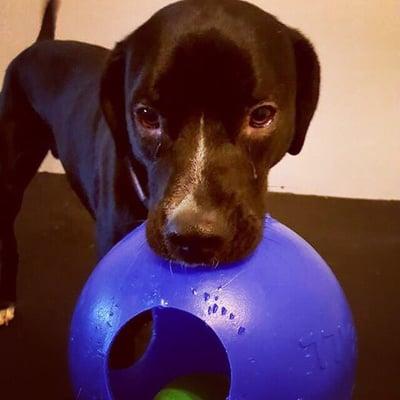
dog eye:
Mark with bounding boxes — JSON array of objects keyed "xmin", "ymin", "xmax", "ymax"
[
  {"xmin": 249, "ymin": 104, "xmax": 276, "ymax": 128},
  {"xmin": 135, "ymin": 107, "xmax": 161, "ymax": 130}
]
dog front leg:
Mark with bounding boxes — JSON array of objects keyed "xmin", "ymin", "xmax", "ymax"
[
  {"xmin": 0, "ymin": 229, "xmax": 17, "ymax": 326},
  {"xmin": 95, "ymin": 206, "xmax": 147, "ymax": 261},
  {"xmin": 0, "ymin": 85, "xmax": 50, "ymax": 326}
]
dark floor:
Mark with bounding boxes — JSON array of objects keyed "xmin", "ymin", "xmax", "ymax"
[{"xmin": 0, "ymin": 172, "xmax": 399, "ymax": 399}]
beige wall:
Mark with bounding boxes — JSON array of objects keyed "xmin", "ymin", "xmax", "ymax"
[{"xmin": 1, "ymin": 0, "xmax": 399, "ymax": 200}]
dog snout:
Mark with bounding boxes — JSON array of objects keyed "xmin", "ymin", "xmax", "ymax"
[{"xmin": 165, "ymin": 208, "xmax": 229, "ymax": 264}]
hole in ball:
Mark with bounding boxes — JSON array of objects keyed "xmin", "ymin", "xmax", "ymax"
[
  {"xmin": 108, "ymin": 309, "xmax": 153, "ymax": 370},
  {"xmin": 107, "ymin": 308, "xmax": 231, "ymax": 399}
]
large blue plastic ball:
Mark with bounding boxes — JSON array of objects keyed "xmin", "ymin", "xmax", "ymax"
[{"xmin": 69, "ymin": 216, "xmax": 357, "ymax": 399}]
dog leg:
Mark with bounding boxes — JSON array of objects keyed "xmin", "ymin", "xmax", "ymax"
[
  {"xmin": 0, "ymin": 78, "xmax": 51, "ymax": 325},
  {"xmin": 0, "ymin": 305, "xmax": 15, "ymax": 326},
  {"xmin": 95, "ymin": 211, "xmax": 145, "ymax": 260}
]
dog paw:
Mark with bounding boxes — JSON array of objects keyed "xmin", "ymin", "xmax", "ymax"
[{"xmin": 0, "ymin": 305, "xmax": 15, "ymax": 326}]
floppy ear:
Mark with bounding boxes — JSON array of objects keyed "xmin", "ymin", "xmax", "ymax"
[
  {"xmin": 100, "ymin": 41, "xmax": 131, "ymax": 158},
  {"xmin": 100, "ymin": 42, "xmax": 149, "ymax": 205},
  {"xmin": 288, "ymin": 29, "xmax": 320, "ymax": 155}
]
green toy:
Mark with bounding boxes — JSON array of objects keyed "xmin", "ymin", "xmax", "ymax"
[{"xmin": 154, "ymin": 374, "xmax": 229, "ymax": 400}]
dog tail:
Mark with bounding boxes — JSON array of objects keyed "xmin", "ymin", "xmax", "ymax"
[{"xmin": 36, "ymin": 0, "xmax": 60, "ymax": 41}]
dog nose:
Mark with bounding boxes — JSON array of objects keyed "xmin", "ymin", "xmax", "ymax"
[{"xmin": 165, "ymin": 209, "xmax": 228, "ymax": 263}]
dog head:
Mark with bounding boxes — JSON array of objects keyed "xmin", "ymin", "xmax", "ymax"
[{"xmin": 101, "ymin": 0, "xmax": 320, "ymax": 265}]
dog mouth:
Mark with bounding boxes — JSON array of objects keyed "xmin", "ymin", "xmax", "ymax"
[
  {"xmin": 146, "ymin": 206, "xmax": 263, "ymax": 267},
  {"xmin": 165, "ymin": 235, "xmax": 224, "ymax": 266},
  {"xmin": 163, "ymin": 227, "xmax": 261, "ymax": 266}
]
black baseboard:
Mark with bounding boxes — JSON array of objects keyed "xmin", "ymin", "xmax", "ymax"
[{"xmin": 1, "ymin": 172, "xmax": 399, "ymax": 399}]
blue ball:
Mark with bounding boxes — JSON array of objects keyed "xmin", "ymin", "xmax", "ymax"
[{"xmin": 69, "ymin": 216, "xmax": 357, "ymax": 400}]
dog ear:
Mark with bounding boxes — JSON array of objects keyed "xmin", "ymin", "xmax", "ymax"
[
  {"xmin": 100, "ymin": 42, "xmax": 149, "ymax": 206},
  {"xmin": 287, "ymin": 29, "xmax": 320, "ymax": 155},
  {"xmin": 100, "ymin": 41, "xmax": 131, "ymax": 157}
]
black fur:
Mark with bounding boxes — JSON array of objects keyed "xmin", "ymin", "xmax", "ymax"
[
  {"xmin": 0, "ymin": 0, "xmax": 320, "ymax": 310},
  {"xmin": 36, "ymin": 0, "xmax": 59, "ymax": 41}
]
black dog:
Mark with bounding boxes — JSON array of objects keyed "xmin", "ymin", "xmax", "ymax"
[{"xmin": 0, "ymin": 0, "xmax": 319, "ymax": 325}]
